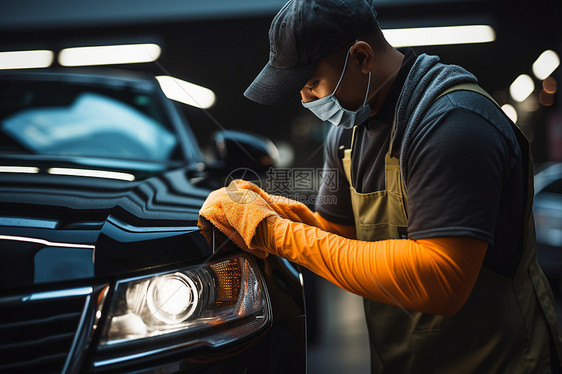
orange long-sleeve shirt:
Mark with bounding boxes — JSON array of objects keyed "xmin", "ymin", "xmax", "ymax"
[{"xmin": 255, "ymin": 215, "xmax": 487, "ymax": 316}]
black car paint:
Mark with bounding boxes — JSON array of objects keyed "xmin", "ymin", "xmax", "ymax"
[{"xmin": 0, "ymin": 70, "xmax": 306, "ymax": 373}]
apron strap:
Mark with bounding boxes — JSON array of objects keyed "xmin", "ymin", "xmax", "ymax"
[
  {"xmin": 342, "ymin": 125, "xmax": 358, "ymax": 185},
  {"xmin": 435, "ymin": 82, "xmax": 500, "ymax": 106}
]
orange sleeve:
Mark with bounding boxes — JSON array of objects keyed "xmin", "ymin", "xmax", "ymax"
[
  {"xmin": 313, "ymin": 212, "xmax": 357, "ymax": 239},
  {"xmin": 255, "ymin": 216, "xmax": 487, "ymax": 316}
]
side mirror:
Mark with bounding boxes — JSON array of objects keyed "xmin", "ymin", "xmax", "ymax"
[{"xmin": 212, "ymin": 130, "xmax": 280, "ymax": 177}]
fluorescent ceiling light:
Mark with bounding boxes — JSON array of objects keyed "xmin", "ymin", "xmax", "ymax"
[
  {"xmin": 48, "ymin": 167, "xmax": 135, "ymax": 181},
  {"xmin": 532, "ymin": 50, "xmax": 560, "ymax": 80},
  {"xmin": 156, "ymin": 75, "xmax": 216, "ymax": 109},
  {"xmin": 501, "ymin": 104, "xmax": 518, "ymax": 123},
  {"xmin": 382, "ymin": 25, "xmax": 495, "ymax": 47},
  {"xmin": 0, "ymin": 166, "xmax": 39, "ymax": 173},
  {"xmin": 58, "ymin": 43, "xmax": 161, "ymax": 67},
  {"xmin": 0, "ymin": 50, "xmax": 53, "ymax": 70},
  {"xmin": 510, "ymin": 74, "xmax": 535, "ymax": 103}
]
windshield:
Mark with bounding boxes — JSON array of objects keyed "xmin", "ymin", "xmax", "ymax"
[{"xmin": 0, "ymin": 79, "xmax": 180, "ymax": 162}]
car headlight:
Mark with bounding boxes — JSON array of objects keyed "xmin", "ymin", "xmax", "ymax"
[
  {"xmin": 144, "ymin": 272, "xmax": 199, "ymax": 324},
  {"xmin": 94, "ymin": 253, "xmax": 270, "ymax": 366}
]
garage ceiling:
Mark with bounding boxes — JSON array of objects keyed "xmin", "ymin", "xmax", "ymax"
[
  {"xmin": 0, "ymin": 0, "xmax": 484, "ymax": 30},
  {"xmin": 0, "ymin": 0, "xmax": 560, "ymax": 166}
]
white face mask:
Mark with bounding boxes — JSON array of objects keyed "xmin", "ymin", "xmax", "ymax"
[{"xmin": 302, "ymin": 45, "xmax": 371, "ymax": 129}]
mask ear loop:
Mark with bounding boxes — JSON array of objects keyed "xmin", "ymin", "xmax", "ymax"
[
  {"xmin": 332, "ymin": 44, "xmax": 354, "ymax": 95},
  {"xmin": 362, "ymin": 71, "xmax": 372, "ymax": 106}
]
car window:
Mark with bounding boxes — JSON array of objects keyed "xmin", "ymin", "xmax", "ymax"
[{"xmin": 0, "ymin": 79, "xmax": 179, "ymax": 162}]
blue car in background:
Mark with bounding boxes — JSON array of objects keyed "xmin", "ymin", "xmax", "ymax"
[{"xmin": 534, "ymin": 162, "xmax": 562, "ymax": 301}]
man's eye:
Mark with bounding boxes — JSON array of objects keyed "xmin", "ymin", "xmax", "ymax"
[{"xmin": 308, "ymin": 80, "xmax": 319, "ymax": 92}]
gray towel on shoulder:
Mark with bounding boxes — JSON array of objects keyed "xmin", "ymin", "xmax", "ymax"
[{"xmin": 391, "ymin": 53, "xmax": 477, "ymax": 186}]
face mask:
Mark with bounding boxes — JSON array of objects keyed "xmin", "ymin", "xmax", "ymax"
[{"xmin": 302, "ymin": 45, "xmax": 371, "ymax": 129}]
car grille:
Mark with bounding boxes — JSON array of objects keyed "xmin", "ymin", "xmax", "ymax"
[{"xmin": 0, "ymin": 288, "xmax": 90, "ymax": 373}]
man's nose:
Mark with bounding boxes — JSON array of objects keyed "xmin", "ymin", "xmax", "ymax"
[{"xmin": 300, "ymin": 90, "xmax": 316, "ymax": 103}]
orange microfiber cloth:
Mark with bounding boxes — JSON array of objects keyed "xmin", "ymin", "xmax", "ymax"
[
  {"xmin": 226, "ymin": 179, "xmax": 324, "ymax": 227},
  {"xmin": 198, "ymin": 181, "xmax": 278, "ymax": 258}
]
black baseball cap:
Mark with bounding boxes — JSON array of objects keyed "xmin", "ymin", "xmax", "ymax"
[{"xmin": 244, "ymin": 0, "xmax": 379, "ymax": 106}]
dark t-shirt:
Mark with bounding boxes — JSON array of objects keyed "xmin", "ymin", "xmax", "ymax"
[{"xmin": 315, "ymin": 49, "xmax": 525, "ymax": 277}]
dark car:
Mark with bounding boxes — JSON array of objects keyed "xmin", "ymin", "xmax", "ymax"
[{"xmin": 0, "ymin": 70, "xmax": 306, "ymax": 373}]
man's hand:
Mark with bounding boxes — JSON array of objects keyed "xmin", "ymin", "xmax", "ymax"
[{"xmin": 198, "ymin": 181, "xmax": 279, "ymax": 259}]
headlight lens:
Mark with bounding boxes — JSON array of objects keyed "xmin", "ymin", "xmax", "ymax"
[
  {"xmin": 98, "ymin": 253, "xmax": 270, "ymax": 351},
  {"xmin": 145, "ymin": 272, "xmax": 199, "ymax": 324}
]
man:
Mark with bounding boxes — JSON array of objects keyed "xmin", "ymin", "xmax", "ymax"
[{"xmin": 199, "ymin": 0, "xmax": 562, "ymax": 372}]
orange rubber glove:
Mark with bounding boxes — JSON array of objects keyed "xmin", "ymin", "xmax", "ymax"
[
  {"xmin": 198, "ymin": 182, "xmax": 279, "ymax": 259},
  {"xmin": 255, "ymin": 216, "xmax": 487, "ymax": 316},
  {"xmin": 230, "ymin": 179, "xmax": 356, "ymax": 238}
]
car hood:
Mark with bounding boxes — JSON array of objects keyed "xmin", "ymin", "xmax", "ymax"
[{"xmin": 0, "ymin": 160, "xmax": 215, "ymax": 291}]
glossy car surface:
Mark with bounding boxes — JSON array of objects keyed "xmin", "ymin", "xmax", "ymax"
[{"xmin": 0, "ymin": 70, "xmax": 306, "ymax": 373}]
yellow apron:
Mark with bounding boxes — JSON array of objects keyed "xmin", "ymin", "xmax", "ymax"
[{"xmin": 342, "ymin": 83, "xmax": 562, "ymax": 373}]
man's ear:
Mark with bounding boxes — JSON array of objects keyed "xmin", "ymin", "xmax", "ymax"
[{"xmin": 351, "ymin": 41, "xmax": 374, "ymax": 74}]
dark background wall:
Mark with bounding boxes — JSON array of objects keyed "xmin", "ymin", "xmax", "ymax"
[{"xmin": 1, "ymin": 0, "xmax": 560, "ymax": 170}]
